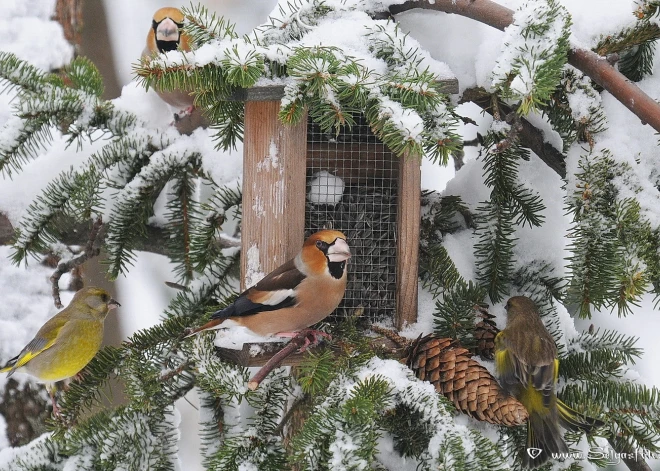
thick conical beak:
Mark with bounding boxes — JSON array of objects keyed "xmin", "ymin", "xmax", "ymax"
[
  {"xmin": 108, "ymin": 298, "xmax": 121, "ymax": 310},
  {"xmin": 156, "ymin": 17, "xmax": 180, "ymax": 42},
  {"xmin": 327, "ymin": 238, "xmax": 351, "ymax": 262}
]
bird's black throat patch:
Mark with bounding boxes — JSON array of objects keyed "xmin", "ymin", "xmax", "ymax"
[
  {"xmin": 328, "ymin": 260, "xmax": 345, "ymax": 280},
  {"xmin": 156, "ymin": 39, "xmax": 179, "ymax": 53}
]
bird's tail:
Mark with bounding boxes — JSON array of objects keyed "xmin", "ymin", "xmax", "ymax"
[
  {"xmin": 522, "ymin": 411, "xmax": 568, "ymax": 468},
  {"xmin": 0, "ymin": 355, "xmax": 19, "ymax": 376},
  {"xmin": 183, "ymin": 304, "xmax": 237, "ymax": 339},
  {"xmin": 556, "ymin": 399, "xmax": 604, "ymax": 433},
  {"xmin": 183, "ymin": 318, "xmax": 225, "ymax": 339}
]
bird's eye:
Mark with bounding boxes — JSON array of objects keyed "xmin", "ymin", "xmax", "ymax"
[
  {"xmin": 101, "ymin": 293, "xmax": 109, "ymax": 302},
  {"xmin": 315, "ymin": 240, "xmax": 326, "ymax": 249}
]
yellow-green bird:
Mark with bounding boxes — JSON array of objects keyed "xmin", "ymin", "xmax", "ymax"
[
  {"xmin": 495, "ymin": 296, "xmax": 602, "ymax": 468},
  {"xmin": 0, "ymin": 286, "xmax": 119, "ymax": 412}
]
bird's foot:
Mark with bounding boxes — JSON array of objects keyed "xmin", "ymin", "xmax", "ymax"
[{"xmin": 49, "ymin": 388, "xmax": 61, "ymax": 418}]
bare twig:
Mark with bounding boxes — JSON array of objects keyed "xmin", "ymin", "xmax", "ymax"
[
  {"xmin": 494, "ymin": 112, "xmax": 524, "ymax": 153},
  {"xmin": 461, "ymin": 87, "xmax": 567, "ymax": 177},
  {"xmin": 49, "ymin": 217, "xmax": 103, "ymax": 308},
  {"xmin": 247, "ymin": 333, "xmax": 309, "ymax": 390},
  {"xmin": 385, "ymin": 0, "xmax": 660, "ymax": 134},
  {"xmin": 158, "ymin": 360, "xmax": 193, "ymax": 382},
  {"xmin": 369, "ymin": 324, "xmax": 412, "ymax": 348}
]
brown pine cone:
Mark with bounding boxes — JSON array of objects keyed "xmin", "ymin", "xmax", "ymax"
[
  {"xmin": 473, "ymin": 305, "xmax": 499, "ymax": 360},
  {"xmin": 405, "ymin": 335, "xmax": 528, "ymax": 427}
]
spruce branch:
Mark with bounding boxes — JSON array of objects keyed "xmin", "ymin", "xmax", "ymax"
[
  {"xmin": 384, "ymin": 0, "xmax": 660, "ymax": 134},
  {"xmin": 49, "ymin": 216, "xmax": 103, "ymax": 308},
  {"xmin": 460, "ymin": 87, "xmax": 567, "ymax": 177}
]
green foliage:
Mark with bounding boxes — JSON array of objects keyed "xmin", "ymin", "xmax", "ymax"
[
  {"xmin": 492, "ymin": 0, "xmax": 572, "ymax": 114},
  {"xmin": 566, "ymin": 150, "xmax": 659, "ymax": 317},
  {"xmin": 62, "ymin": 407, "xmax": 179, "ymax": 471},
  {"xmin": 291, "ymin": 358, "xmax": 506, "ymax": 471},
  {"xmin": 3, "ymin": 1, "xmax": 660, "ymax": 470},
  {"xmin": 562, "ymin": 329, "xmax": 642, "ymax": 381},
  {"xmin": 619, "ymin": 40, "xmax": 657, "ymax": 81},
  {"xmin": 105, "ymin": 151, "xmax": 203, "ymax": 278},
  {"xmin": 188, "ymin": 183, "xmax": 241, "ymax": 273},
  {"xmin": 595, "ymin": 2, "xmax": 660, "ymax": 81},
  {"xmin": 433, "ymin": 281, "xmax": 487, "ymax": 349},
  {"xmin": 562, "ymin": 381, "xmax": 660, "ymax": 454},
  {"xmin": 191, "ymin": 335, "xmax": 290, "ymax": 471},
  {"xmin": 136, "ymin": 4, "xmax": 462, "ymax": 163},
  {"xmin": 544, "ymin": 68, "xmax": 607, "ymax": 151},
  {"xmin": 181, "ymin": 4, "xmax": 238, "ymax": 47},
  {"xmin": 475, "ymin": 128, "xmax": 546, "ymax": 302},
  {"xmin": 419, "ymin": 193, "xmax": 472, "ymax": 297}
]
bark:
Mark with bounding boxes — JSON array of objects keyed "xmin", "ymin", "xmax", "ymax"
[{"xmin": 54, "ymin": 0, "xmax": 84, "ymax": 49}]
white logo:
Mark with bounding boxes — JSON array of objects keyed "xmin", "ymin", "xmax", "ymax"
[{"xmin": 527, "ymin": 448, "xmax": 543, "ymax": 460}]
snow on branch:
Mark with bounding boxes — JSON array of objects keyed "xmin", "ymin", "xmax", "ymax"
[{"xmin": 385, "ymin": 0, "xmax": 660, "ymax": 134}]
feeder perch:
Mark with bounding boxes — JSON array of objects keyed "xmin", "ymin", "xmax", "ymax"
[{"xmin": 232, "ymin": 79, "xmax": 458, "ymax": 329}]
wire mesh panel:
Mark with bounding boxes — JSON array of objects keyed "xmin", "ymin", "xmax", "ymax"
[{"xmin": 305, "ymin": 116, "xmax": 398, "ymax": 323}]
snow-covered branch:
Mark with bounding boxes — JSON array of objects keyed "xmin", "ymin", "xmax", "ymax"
[{"xmin": 386, "ymin": 0, "xmax": 660, "ymax": 134}]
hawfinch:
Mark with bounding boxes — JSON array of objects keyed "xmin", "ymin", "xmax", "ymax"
[
  {"xmin": 189, "ymin": 230, "xmax": 351, "ymax": 337},
  {"xmin": 142, "ymin": 7, "xmax": 196, "ymax": 113}
]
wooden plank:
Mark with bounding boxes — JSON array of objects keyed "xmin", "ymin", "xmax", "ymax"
[
  {"xmin": 396, "ymin": 152, "xmax": 421, "ymax": 329},
  {"xmin": 241, "ymin": 101, "xmax": 307, "ymax": 290},
  {"xmin": 228, "ymin": 78, "xmax": 459, "ymax": 102}
]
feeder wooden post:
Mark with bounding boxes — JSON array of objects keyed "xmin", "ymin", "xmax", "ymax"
[
  {"xmin": 241, "ymin": 100, "xmax": 307, "ymax": 290},
  {"xmin": 396, "ymin": 153, "xmax": 421, "ymax": 329}
]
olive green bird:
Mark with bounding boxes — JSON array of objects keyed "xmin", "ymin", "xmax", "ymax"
[
  {"xmin": 495, "ymin": 296, "xmax": 602, "ymax": 468},
  {"xmin": 0, "ymin": 286, "xmax": 119, "ymax": 413}
]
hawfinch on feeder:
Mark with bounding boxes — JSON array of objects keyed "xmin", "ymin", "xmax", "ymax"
[
  {"xmin": 142, "ymin": 7, "xmax": 196, "ymax": 113},
  {"xmin": 187, "ymin": 230, "xmax": 351, "ymax": 337}
]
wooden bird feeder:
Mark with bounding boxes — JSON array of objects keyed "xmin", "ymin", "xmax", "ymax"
[{"xmin": 232, "ymin": 78, "xmax": 458, "ymax": 330}]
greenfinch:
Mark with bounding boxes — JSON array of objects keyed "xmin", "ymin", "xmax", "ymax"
[
  {"xmin": 0, "ymin": 286, "xmax": 119, "ymax": 412},
  {"xmin": 495, "ymin": 296, "xmax": 601, "ymax": 468}
]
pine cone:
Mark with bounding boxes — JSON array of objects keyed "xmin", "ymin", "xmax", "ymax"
[
  {"xmin": 405, "ymin": 335, "xmax": 528, "ymax": 427},
  {"xmin": 473, "ymin": 305, "xmax": 499, "ymax": 360}
]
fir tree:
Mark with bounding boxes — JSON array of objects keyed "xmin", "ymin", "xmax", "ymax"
[{"xmin": 2, "ymin": 1, "xmax": 660, "ymax": 470}]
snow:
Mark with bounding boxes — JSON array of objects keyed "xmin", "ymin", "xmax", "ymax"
[
  {"xmin": 492, "ymin": 0, "xmax": 570, "ymax": 100},
  {"xmin": 307, "ymin": 171, "xmax": 345, "ymax": 206},
  {"xmin": 0, "ymin": 0, "xmax": 72, "ymax": 72},
  {"xmin": 213, "ymin": 325, "xmax": 286, "ymax": 350},
  {"xmin": 0, "ymin": 433, "xmax": 52, "ymax": 470},
  {"xmin": 2, "ymin": 0, "xmax": 660, "ymax": 469}
]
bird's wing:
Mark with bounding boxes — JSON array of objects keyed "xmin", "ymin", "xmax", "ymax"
[
  {"xmin": 1, "ymin": 315, "xmax": 68, "ymax": 376},
  {"xmin": 530, "ymin": 337, "xmax": 558, "ymax": 407},
  {"xmin": 495, "ymin": 330, "xmax": 556, "ymax": 406},
  {"xmin": 212, "ymin": 258, "xmax": 305, "ymax": 319},
  {"xmin": 494, "ymin": 331, "xmax": 526, "ymax": 391}
]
